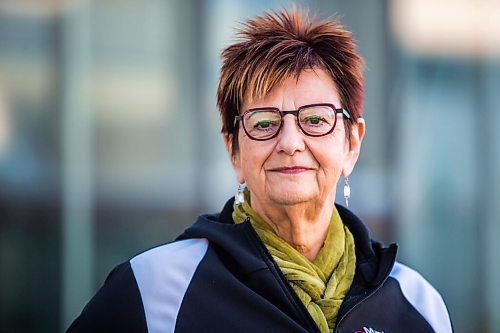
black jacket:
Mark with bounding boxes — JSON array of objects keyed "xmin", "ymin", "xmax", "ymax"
[{"xmin": 67, "ymin": 198, "xmax": 453, "ymax": 333}]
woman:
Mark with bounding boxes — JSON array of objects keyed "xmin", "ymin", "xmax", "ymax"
[{"xmin": 67, "ymin": 8, "xmax": 453, "ymax": 333}]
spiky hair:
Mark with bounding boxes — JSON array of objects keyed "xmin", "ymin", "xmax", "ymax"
[{"xmin": 217, "ymin": 8, "xmax": 364, "ymax": 154}]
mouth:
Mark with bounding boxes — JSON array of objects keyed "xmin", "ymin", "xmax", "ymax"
[{"xmin": 268, "ymin": 166, "xmax": 314, "ymax": 174}]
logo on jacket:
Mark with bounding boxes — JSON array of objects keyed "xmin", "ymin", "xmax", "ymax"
[{"xmin": 354, "ymin": 327, "xmax": 385, "ymax": 333}]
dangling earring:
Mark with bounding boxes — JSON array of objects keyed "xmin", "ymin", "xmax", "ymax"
[
  {"xmin": 235, "ymin": 183, "xmax": 246, "ymax": 205},
  {"xmin": 343, "ymin": 176, "xmax": 351, "ymax": 207}
]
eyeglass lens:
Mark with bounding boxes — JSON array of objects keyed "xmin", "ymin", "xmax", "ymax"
[{"xmin": 243, "ymin": 105, "xmax": 336, "ymax": 140}]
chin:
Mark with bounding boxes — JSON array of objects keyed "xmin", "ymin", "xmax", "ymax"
[{"xmin": 268, "ymin": 189, "xmax": 315, "ymax": 206}]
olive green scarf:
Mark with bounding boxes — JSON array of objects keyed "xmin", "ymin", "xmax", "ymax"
[{"xmin": 232, "ymin": 192, "xmax": 356, "ymax": 333}]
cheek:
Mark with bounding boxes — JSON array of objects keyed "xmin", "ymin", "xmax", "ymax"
[
  {"xmin": 312, "ymin": 138, "xmax": 349, "ymax": 177},
  {"xmin": 323, "ymin": 152, "xmax": 345, "ymax": 175},
  {"xmin": 238, "ymin": 138, "xmax": 274, "ymax": 183}
]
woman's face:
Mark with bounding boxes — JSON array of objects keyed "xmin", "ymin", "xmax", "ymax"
[{"xmin": 226, "ymin": 68, "xmax": 364, "ymax": 208}]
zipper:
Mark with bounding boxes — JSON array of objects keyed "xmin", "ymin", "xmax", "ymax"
[
  {"xmin": 334, "ymin": 244, "xmax": 397, "ymax": 332},
  {"xmin": 334, "ymin": 274, "xmax": 390, "ymax": 333},
  {"xmin": 243, "ymin": 218, "xmax": 321, "ymax": 333}
]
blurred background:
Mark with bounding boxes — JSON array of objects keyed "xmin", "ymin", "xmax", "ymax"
[{"xmin": 0, "ymin": 0, "xmax": 498, "ymax": 332}]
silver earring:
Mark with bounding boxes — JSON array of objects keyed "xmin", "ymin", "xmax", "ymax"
[
  {"xmin": 343, "ymin": 176, "xmax": 351, "ymax": 207},
  {"xmin": 235, "ymin": 183, "xmax": 246, "ymax": 205}
]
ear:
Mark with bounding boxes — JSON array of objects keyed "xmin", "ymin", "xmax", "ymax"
[
  {"xmin": 223, "ymin": 133, "xmax": 245, "ymax": 184},
  {"xmin": 342, "ymin": 118, "xmax": 366, "ymax": 177}
]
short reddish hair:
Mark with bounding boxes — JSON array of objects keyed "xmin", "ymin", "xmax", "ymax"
[{"xmin": 217, "ymin": 8, "xmax": 364, "ymax": 154}]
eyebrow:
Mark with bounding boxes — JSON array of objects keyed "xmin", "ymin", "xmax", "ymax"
[{"xmin": 246, "ymin": 109, "xmax": 273, "ymax": 119}]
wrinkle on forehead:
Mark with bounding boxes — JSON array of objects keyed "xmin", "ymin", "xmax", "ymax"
[{"xmin": 242, "ymin": 68, "xmax": 339, "ymax": 111}]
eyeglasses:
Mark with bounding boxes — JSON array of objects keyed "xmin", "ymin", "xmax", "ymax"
[{"xmin": 234, "ymin": 103, "xmax": 351, "ymax": 141}]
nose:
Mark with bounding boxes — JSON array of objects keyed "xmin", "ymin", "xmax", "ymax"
[{"xmin": 275, "ymin": 115, "xmax": 306, "ymax": 155}]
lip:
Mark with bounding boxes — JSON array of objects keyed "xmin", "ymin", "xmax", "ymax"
[{"xmin": 268, "ymin": 166, "xmax": 314, "ymax": 174}]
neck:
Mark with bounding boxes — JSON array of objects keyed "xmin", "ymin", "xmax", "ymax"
[{"xmin": 250, "ymin": 195, "xmax": 334, "ymax": 261}]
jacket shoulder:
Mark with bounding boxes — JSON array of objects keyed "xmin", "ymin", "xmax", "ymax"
[
  {"xmin": 67, "ymin": 238, "xmax": 209, "ymax": 333},
  {"xmin": 130, "ymin": 238, "xmax": 209, "ymax": 333},
  {"xmin": 66, "ymin": 262, "xmax": 147, "ymax": 333},
  {"xmin": 389, "ymin": 262, "xmax": 453, "ymax": 333}
]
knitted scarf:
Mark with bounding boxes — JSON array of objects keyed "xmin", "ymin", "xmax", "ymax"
[{"xmin": 232, "ymin": 192, "xmax": 356, "ymax": 333}]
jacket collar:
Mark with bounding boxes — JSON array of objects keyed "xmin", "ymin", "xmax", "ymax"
[{"xmin": 179, "ymin": 197, "xmax": 397, "ymax": 286}]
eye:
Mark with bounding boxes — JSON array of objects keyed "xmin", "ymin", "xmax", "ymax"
[
  {"xmin": 303, "ymin": 115, "xmax": 325, "ymax": 125},
  {"xmin": 299, "ymin": 106, "xmax": 335, "ymax": 135},
  {"xmin": 254, "ymin": 120, "xmax": 274, "ymax": 129},
  {"xmin": 245, "ymin": 110, "xmax": 281, "ymax": 135}
]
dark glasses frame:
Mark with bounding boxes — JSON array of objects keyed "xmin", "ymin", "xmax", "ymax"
[{"xmin": 234, "ymin": 103, "xmax": 351, "ymax": 141}]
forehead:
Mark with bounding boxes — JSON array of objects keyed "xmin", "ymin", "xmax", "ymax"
[{"xmin": 242, "ymin": 68, "xmax": 340, "ymax": 110}]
